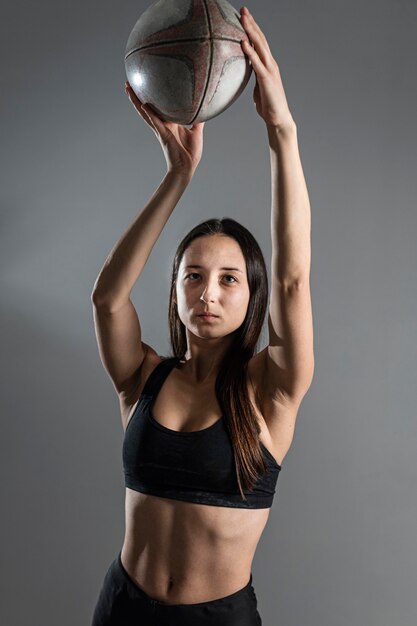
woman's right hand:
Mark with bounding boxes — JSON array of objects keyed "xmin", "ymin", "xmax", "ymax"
[{"xmin": 125, "ymin": 81, "xmax": 205, "ymax": 179}]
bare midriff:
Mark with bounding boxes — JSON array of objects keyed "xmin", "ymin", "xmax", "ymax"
[{"xmin": 120, "ymin": 488, "xmax": 271, "ymax": 604}]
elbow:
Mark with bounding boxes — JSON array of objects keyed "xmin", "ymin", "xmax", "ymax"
[
  {"xmin": 91, "ymin": 288, "xmax": 112, "ymax": 308},
  {"xmin": 90, "ymin": 289, "xmax": 130, "ymax": 313},
  {"xmin": 90, "ymin": 278, "xmax": 114, "ymax": 308},
  {"xmin": 279, "ymin": 276, "xmax": 310, "ymax": 293},
  {"xmin": 90, "ymin": 276, "xmax": 103, "ymax": 305},
  {"xmin": 91, "ymin": 290, "xmax": 105, "ymax": 307}
]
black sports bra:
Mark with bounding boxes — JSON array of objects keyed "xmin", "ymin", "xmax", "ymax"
[{"xmin": 122, "ymin": 357, "xmax": 281, "ymax": 509}]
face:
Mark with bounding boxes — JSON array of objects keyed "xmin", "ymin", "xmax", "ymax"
[{"xmin": 174, "ymin": 234, "xmax": 250, "ymax": 339}]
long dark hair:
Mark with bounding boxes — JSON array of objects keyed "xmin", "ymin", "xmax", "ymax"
[{"xmin": 165, "ymin": 218, "xmax": 270, "ymax": 501}]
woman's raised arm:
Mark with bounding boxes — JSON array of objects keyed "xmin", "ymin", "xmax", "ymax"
[
  {"xmin": 91, "ymin": 83, "xmax": 205, "ymax": 310},
  {"xmin": 90, "ymin": 85, "xmax": 204, "ymax": 396},
  {"xmin": 239, "ymin": 6, "xmax": 314, "ymax": 406},
  {"xmin": 91, "ymin": 169, "xmax": 192, "ymax": 311}
]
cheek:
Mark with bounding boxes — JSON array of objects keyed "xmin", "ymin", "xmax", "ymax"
[
  {"xmin": 176, "ymin": 287, "xmax": 191, "ymax": 305},
  {"xmin": 234, "ymin": 287, "xmax": 250, "ymax": 309},
  {"xmin": 175, "ymin": 288, "xmax": 195, "ymax": 316}
]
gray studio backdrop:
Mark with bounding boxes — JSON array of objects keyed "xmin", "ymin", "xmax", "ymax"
[{"xmin": 1, "ymin": 1, "xmax": 416, "ymax": 625}]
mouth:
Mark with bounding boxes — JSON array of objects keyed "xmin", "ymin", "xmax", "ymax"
[{"xmin": 197, "ymin": 313, "xmax": 219, "ymax": 319}]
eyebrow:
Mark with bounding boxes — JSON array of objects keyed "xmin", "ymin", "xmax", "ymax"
[{"xmin": 184, "ymin": 265, "xmax": 243, "ymax": 273}]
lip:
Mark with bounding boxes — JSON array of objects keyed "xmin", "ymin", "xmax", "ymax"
[{"xmin": 197, "ymin": 314, "xmax": 219, "ymax": 319}]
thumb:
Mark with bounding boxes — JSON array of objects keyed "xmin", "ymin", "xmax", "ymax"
[{"xmin": 192, "ymin": 121, "xmax": 205, "ymax": 131}]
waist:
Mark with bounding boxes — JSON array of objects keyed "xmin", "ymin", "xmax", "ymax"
[{"xmin": 122, "ymin": 488, "xmax": 269, "ymax": 603}]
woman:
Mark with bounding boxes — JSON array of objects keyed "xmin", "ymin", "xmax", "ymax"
[{"xmin": 90, "ymin": 6, "xmax": 314, "ymax": 625}]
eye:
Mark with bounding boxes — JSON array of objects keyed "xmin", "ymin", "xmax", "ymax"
[{"xmin": 184, "ymin": 273, "xmax": 237, "ymax": 283}]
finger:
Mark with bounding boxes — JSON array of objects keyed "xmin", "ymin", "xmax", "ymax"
[
  {"xmin": 240, "ymin": 8, "xmax": 271, "ymax": 52},
  {"xmin": 125, "ymin": 81, "xmax": 142, "ymax": 104},
  {"xmin": 141, "ymin": 103, "xmax": 167, "ymax": 135},
  {"xmin": 140, "ymin": 105, "xmax": 159, "ymax": 134},
  {"xmin": 240, "ymin": 19, "xmax": 271, "ymax": 66},
  {"xmin": 125, "ymin": 83, "xmax": 148, "ymax": 117},
  {"xmin": 143, "ymin": 105, "xmax": 176, "ymax": 146},
  {"xmin": 241, "ymin": 39, "xmax": 268, "ymax": 78},
  {"xmin": 125, "ymin": 84, "xmax": 163, "ymax": 133},
  {"xmin": 239, "ymin": 11, "xmax": 273, "ymax": 68}
]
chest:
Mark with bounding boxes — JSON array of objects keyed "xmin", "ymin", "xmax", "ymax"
[
  {"xmin": 120, "ymin": 360, "xmax": 281, "ymax": 466},
  {"xmin": 152, "ymin": 376, "xmax": 223, "ymax": 432}
]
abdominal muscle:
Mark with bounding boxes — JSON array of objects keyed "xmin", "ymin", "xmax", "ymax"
[{"xmin": 120, "ymin": 488, "xmax": 270, "ymax": 604}]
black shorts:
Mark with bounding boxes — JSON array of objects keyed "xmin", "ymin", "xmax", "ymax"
[{"xmin": 91, "ymin": 551, "xmax": 262, "ymax": 626}]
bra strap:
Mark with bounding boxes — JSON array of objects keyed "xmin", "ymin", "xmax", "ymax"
[{"xmin": 141, "ymin": 356, "xmax": 179, "ymax": 398}]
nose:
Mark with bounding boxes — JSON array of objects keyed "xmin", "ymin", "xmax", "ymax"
[
  {"xmin": 200, "ymin": 288, "xmax": 211, "ymax": 303},
  {"xmin": 200, "ymin": 281, "xmax": 217, "ymax": 303}
]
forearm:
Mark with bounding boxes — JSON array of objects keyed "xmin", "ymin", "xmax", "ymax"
[
  {"xmin": 267, "ymin": 123, "xmax": 312, "ymax": 287},
  {"xmin": 91, "ymin": 169, "xmax": 191, "ymax": 308}
]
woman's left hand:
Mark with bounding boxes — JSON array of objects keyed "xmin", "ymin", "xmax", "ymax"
[{"xmin": 239, "ymin": 6, "xmax": 295, "ymax": 131}]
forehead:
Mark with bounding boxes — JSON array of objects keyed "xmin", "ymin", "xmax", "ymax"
[{"xmin": 181, "ymin": 235, "xmax": 245, "ymax": 268}]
